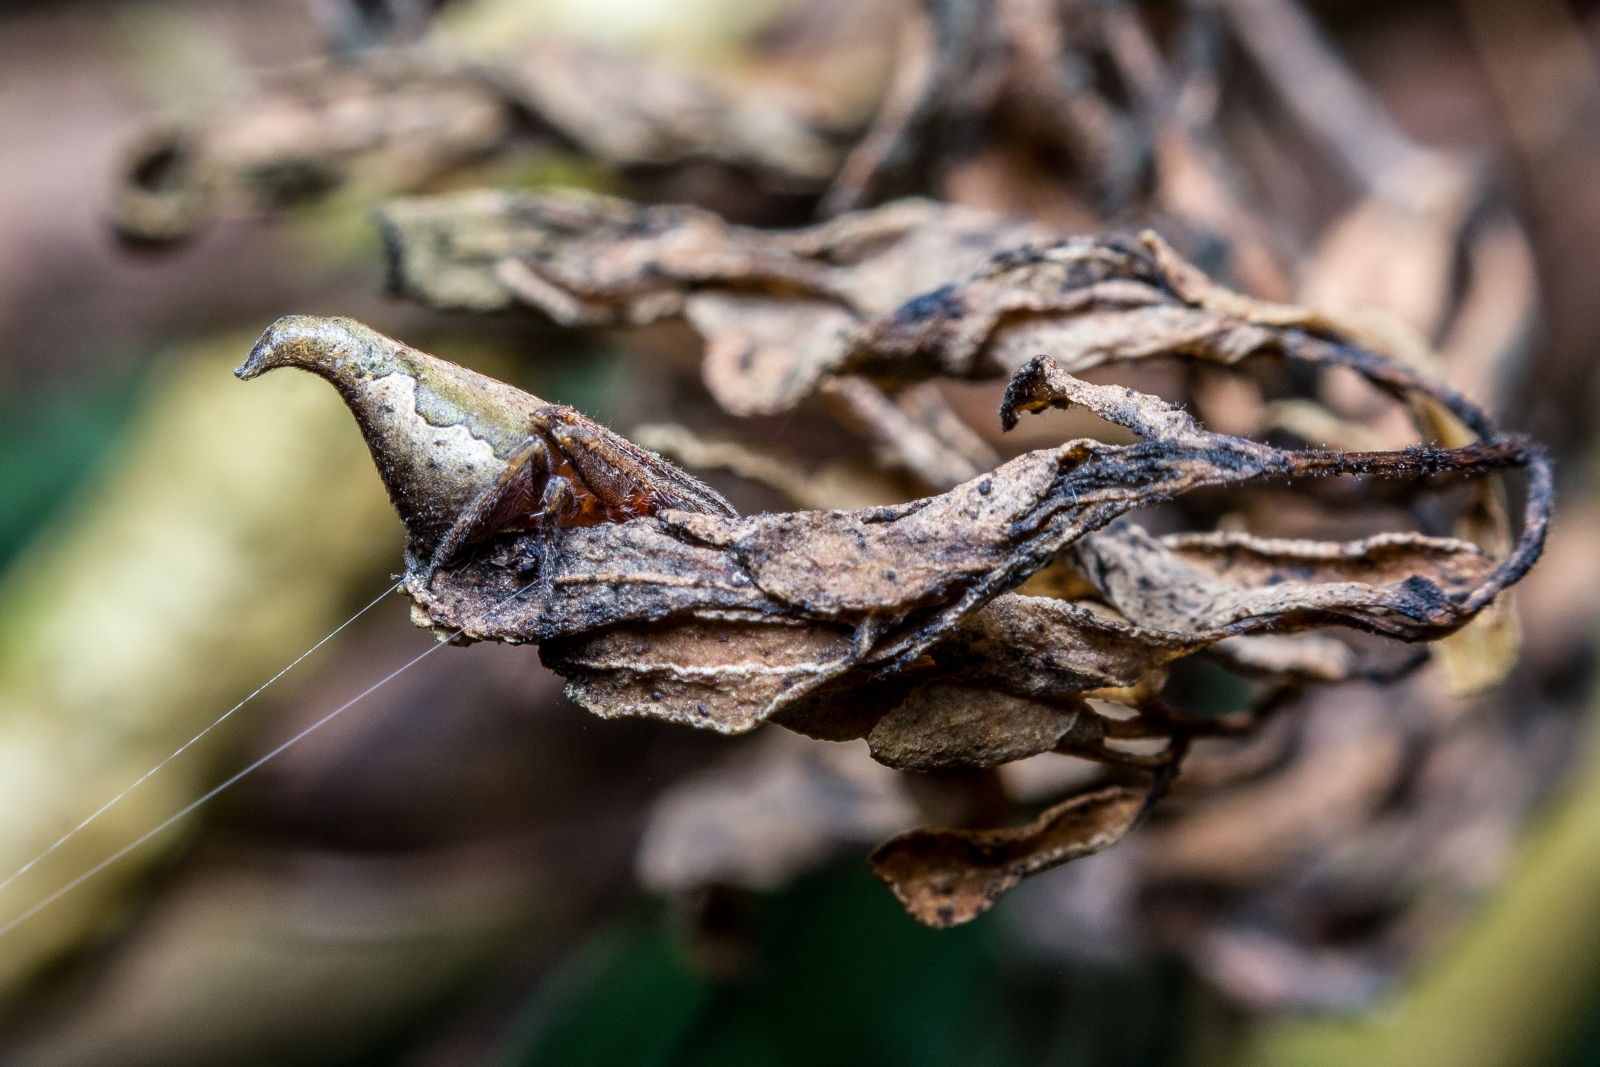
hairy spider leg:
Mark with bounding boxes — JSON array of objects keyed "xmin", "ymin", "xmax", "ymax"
[
  {"xmin": 425, "ymin": 435, "xmax": 549, "ymax": 584},
  {"xmin": 536, "ymin": 473, "xmax": 579, "ymax": 609},
  {"xmin": 539, "ymin": 408, "xmax": 659, "ymax": 522},
  {"xmin": 425, "ymin": 409, "xmax": 699, "ymax": 589}
]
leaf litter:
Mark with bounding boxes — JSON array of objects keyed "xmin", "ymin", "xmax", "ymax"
[{"xmin": 238, "ymin": 217, "xmax": 1548, "ymax": 923}]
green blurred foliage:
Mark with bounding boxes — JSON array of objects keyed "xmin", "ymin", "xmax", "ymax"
[{"xmin": 1558, "ymin": 991, "xmax": 1600, "ymax": 1067}]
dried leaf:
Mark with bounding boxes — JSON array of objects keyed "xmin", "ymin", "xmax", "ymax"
[
  {"xmin": 242, "ymin": 318, "xmax": 1542, "ymax": 718},
  {"xmin": 866, "ymin": 687, "xmax": 1086, "ymax": 772},
  {"xmin": 1210, "ymin": 0, "xmax": 1539, "ymax": 698},
  {"xmin": 378, "ymin": 193, "xmax": 1506, "ymax": 457},
  {"xmin": 869, "ymin": 783, "xmax": 1155, "ymax": 927},
  {"xmin": 114, "ymin": 52, "xmax": 509, "ymax": 242},
  {"xmin": 494, "ymin": 43, "xmax": 840, "ymax": 187},
  {"xmin": 551, "ymin": 617, "xmax": 858, "ymax": 735},
  {"xmin": 1069, "ymin": 525, "xmax": 1502, "ymax": 640},
  {"xmin": 112, "ymin": 43, "xmax": 841, "ymax": 243}
]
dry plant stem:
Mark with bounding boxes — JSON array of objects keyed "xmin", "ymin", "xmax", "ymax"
[
  {"xmin": 239, "ymin": 309, "xmax": 1546, "ymax": 926},
  {"xmin": 1098, "ymin": 0, "xmax": 1294, "ymax": 299},
  {"xmin": 1218, "ymin": 0, "xmax": 1425, "ymax": 192},
  {"xmin": 820, "ymin": 0, "xmax": 1145, "ymax": 216}
]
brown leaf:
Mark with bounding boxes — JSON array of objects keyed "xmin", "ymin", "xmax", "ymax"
[
  {"xmin": 869, "ymin": 783, "xmax": 1154, "ymax": 927},
  {"xmin": 550, "ymin": 618, "xmax": 859, "ymax": 735},
  {"xmin": 114, "ymin": 52, "xmax": 509, "ymax": 243},
  {"xmin": 866, "ymin": 687, "xmax": 1087, "ymax": 771},
  {"xmin": 1070, "ymin": 525, "xmax": 1501, "ymax": 639},
  {"xmin": 112, "ymin": 43, "xmax": 842, "ymax": 244},
  {"xmin": 377, "ymin": 190, "xmax": 1048, "ymax": 417},
  {"xmin": 495, "ymin": 43, "xmax": 841, "ymax": 186},
  {"xmin": 377, "ymin": 193, "xmax": 1507, "ymax": 464},
  {"xmin": 241, "ymin": 319, "xmax": 1541, "ymax": 719}
]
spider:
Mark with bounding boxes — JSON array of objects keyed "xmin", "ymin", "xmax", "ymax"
[
  {"xmin": 425, "ymin": 402, "xmax": 736, "ymax": 580},
  {"xmin": 235, "ymin": 314, "xmax": 737, "ymax": 591}
]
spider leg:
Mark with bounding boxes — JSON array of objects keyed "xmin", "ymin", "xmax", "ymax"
[
  {"xmin": 424, "ymin": 435, "xmax": 546, "ymax": 586},
  {"xmin": 536, "ymin": 473, "xmax": 578, "ymax": 609},
  {"xmin": 538, "ymin": 403, "xmax": 736, "ymax": 519}
]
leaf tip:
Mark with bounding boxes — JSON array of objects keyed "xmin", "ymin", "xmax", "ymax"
[{"xmin": 998, "ymin": 354, "xmax": 1065, "ymax": 431}]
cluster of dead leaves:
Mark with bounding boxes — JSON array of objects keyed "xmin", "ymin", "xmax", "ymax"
[
  {"xmin": 185, "ymin": 0, "xmax": 1554, "ymax": 956},
  {"xmin": 70, "ymin": 0, "xmax": 1573, "ymax": 1031},
  {"xmin": 243, "ymin": 243, "xmax": 1547, "ymax": 923}
]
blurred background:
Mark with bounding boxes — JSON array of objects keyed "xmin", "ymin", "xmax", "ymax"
[{"xmin": 1, "ymin": 0, "xmax": 1600, "ymax": 1064}]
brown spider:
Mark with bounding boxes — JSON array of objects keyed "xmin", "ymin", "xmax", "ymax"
[{"xmin": 426, "ymin": 401, "xmax": 737, "ymax": 576}]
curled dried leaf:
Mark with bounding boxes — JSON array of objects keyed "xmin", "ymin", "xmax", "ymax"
[
  {"xmin": 494, "ymin": 43, "xmax": 841, "ymax": 187},
  {"xmin": 114, "ymin": 52, "xmax": 509, "ymax": 243},
  {"xmin": 1070, "ymin": 525, "xmax": 1503, "ymax": 640},
  {"xmin": 866, "ymin": 687, "xmax": 1087, "ymax": 772},
  {"xmin": 242, "ymin": 317, "xmax": 1543, "ymax": 728},
  {"xmin": 869, "ymin": 782, "xmax": 1157, "ymax": 928}
]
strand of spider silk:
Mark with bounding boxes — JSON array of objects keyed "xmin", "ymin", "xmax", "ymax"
[
  {"xmin": 0, "ymin": 579, "xmax": 536, "ymax": 941},
  {"xmin": 0, "ymin": 580, "xmax": 402, "ymax": 900}
]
